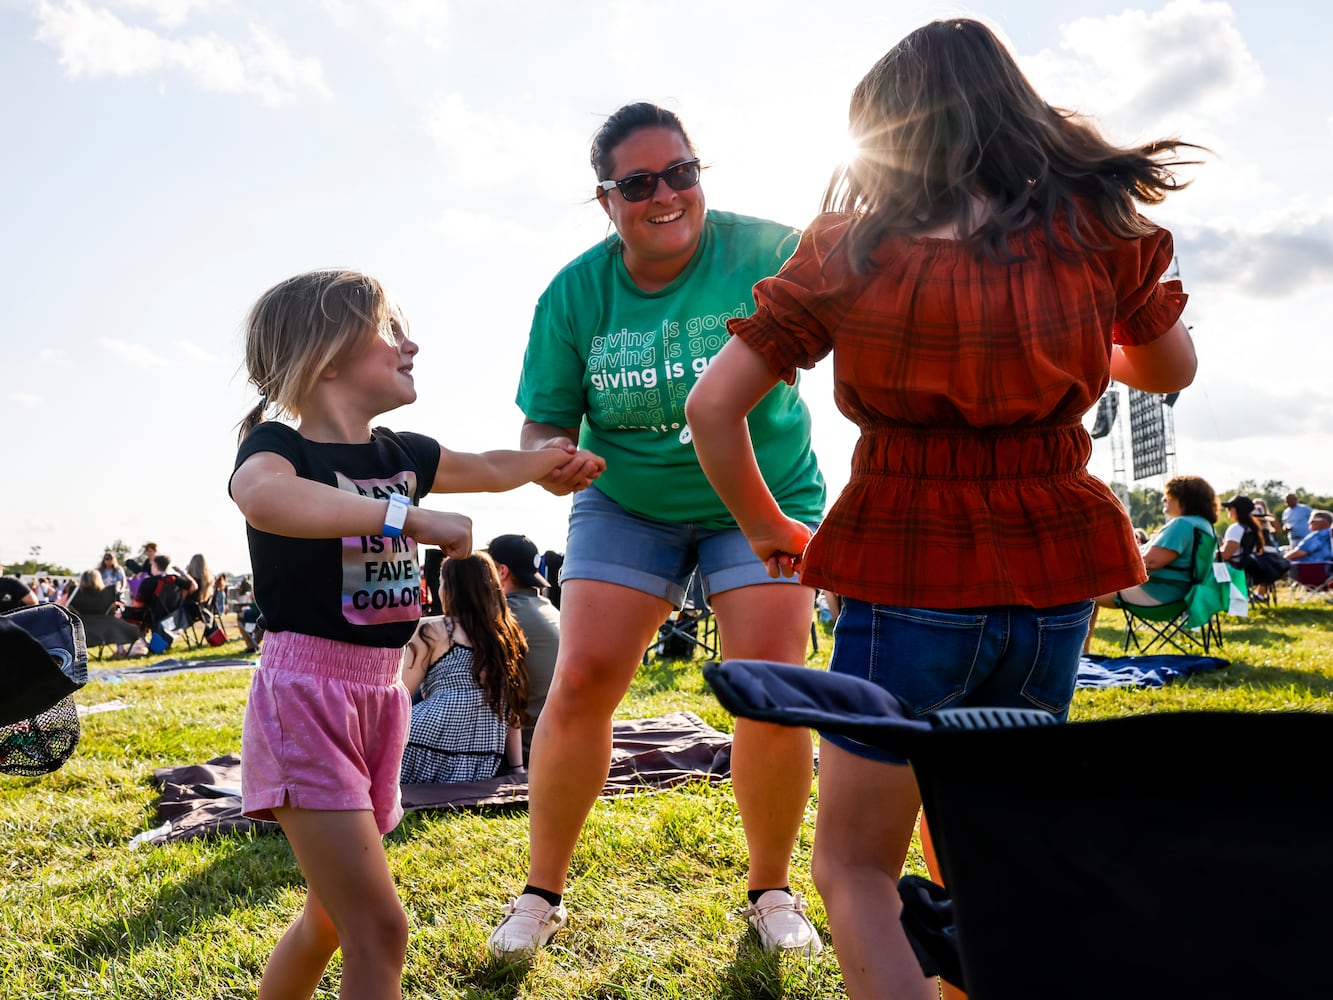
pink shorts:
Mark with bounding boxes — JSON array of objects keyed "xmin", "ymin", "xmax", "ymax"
[{"xmin": 241, "ymin": 630, "xmax": 409, "ymax": 834}]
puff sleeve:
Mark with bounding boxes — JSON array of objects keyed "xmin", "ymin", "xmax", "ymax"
[
  {"xmin": 726, "ymin": 214, "xmax": 854, "ymax": 384},
  {"xmin": 1111, "ymin": 225, "xmax": 1189, "ymax": 347}
]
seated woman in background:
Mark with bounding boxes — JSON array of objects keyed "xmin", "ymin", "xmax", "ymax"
[
  {"xmin": 183, "ymin": 554, "xmax": 214, "ymax": 625},
  {"xmin": 68, "ymin": 568, "xmax": 141, "ymax": 655},
  {"xmin": 400, "ymin": 552, "xmax": 528, "ymax": 784},
  {"xmin": 1087, "ymin": 476, "xmax": 1217, "ymax": 649},
  {"xmin": 1220, "ymin": 494, "xmax": 1286, "ymax": 600},
  {"xmin": 1251, "ymin": 499, "xmax": 1283, "ymax": 551},
  {"xmin": 98, "ymin": 551, "xmax": 127, "ymax": 600}
]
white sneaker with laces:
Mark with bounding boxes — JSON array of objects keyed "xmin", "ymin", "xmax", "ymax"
[
  {"xmin": 742, "ymin": 889, "xmax": 823, "ymax": 956},
  {"xmin": 487, "ymin": 893, "xmax": 569, "ymax": 959}
]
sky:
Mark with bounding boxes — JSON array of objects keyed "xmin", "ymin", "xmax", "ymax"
[{"xmin": 3, "ymin": 0, "xmax": 1331, "ymax": 576}]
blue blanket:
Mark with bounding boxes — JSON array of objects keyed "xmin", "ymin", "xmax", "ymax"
[{"xmin": 1076, "ymin": 653, "xmax": 1227, "ymax": 689}]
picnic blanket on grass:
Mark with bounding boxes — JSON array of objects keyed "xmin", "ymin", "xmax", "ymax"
[
  {"xmin": 142, "ymin": 711, "xmax": 733, "ymax": 845},
  {"xmin": 90, "ymin": 657, "xmax": 258, "ymax": 682},
  {"xmin": 1075, "ymin": 653, "xmax": 1227, "ymax": 689}
]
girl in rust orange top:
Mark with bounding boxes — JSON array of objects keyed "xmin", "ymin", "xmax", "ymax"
[{"xmin": 687, "ymin": 18, "xmax": 1200, "ymax": 1000}]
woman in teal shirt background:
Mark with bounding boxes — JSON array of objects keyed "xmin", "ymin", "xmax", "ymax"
[{"xmin": 1088, "ymin": 475, "xmax": 1218, "ymax": 645}]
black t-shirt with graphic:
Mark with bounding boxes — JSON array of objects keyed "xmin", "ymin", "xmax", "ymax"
[{"xmin": 230, "ymin": 423, "xmax": 441, "ymax": 648}]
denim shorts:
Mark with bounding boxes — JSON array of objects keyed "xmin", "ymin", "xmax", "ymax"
[
  {"xmin": 821, "ymin": 597, "xmax": 1094, "ymax": 765},
  {"xmin": 561, "ymin": 485, "xmax": 813, "ymax": 607}
]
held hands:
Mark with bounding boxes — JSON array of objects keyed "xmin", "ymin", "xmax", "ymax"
[
  {"xmin": 534, "ymin": 437, "xmax": 606, "ymax": 497},
  {"xmin": 411, "ymin": 508, "xmax": 473, "ymax": 558},
  {"xmin": 747, "ymin": 516, "xmax": 815, "ymax": 579}
]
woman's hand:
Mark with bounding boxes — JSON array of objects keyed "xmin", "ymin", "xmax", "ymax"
[
  {"xmin": 558, "ymin": 448, "xmax": 605, "ymax": 493},
  {"xmin": 747, "ymin": 516, "xmax": 815, "ymax": 579},
  {"xmin": 521, "ymin": 422, "xmax": 606, "ymax": 496}
]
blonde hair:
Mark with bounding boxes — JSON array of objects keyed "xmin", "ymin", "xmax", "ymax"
[
  {"xmin": 238, "ymin": 269, "xmax": 403, "ymax": 442},
  {"xmin": 186, "ymin": 553, "xmax": 214, "ymax": 606}
]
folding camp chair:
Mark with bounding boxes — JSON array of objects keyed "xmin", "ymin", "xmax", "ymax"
[
  {"xmin": 123, "ymin": 573, "xmax": 191, "ymax": 653},
  {"xmin": 1119, "ymin": 527, "xmax": 1227, "ymax": 654},
  {"xmin": 174, "ymin": 595, "xmax": 215, "ymax": 649},
  {"xmin": 67, "ymin": 585, "xmax": 140, "ymax": 660},
  {"xmin": 1, "ymin": 603, "xmax": 88, "ymax": 776},
  {"xmin": 1289, "ymin": 561, "xmax": 1333, "ymax": 602},
  {"xmin": 704, "ymin": 659, "xmax": 1333, "ymax": 999},
  {"xmin": 644, "ymin": 569, "xmax": 718, "ymax": 663}
]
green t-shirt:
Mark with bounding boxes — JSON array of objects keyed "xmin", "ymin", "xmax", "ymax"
[
  {"xmin": 516, "ymin": 210, "xmax": 826, "ymax": 527},
  {"xmin": 1138, "ymin": 514, "xmax": 1215, "ymax": 602}
]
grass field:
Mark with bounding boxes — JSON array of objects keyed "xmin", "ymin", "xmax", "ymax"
[{"xmin": 3, "ymin": 598, "xmax": 1331, "ymax": 999}]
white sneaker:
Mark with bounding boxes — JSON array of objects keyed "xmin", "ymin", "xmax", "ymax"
[
  {"xmin": 742, "ymin": 889, "xmax": 823, "ymax": 956},
  {"xmin": 487, "ymin": 893, "xmax": 569, "ymax": 959}
]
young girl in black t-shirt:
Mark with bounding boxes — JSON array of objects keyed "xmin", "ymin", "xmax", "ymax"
[{"xmin": 229, "ymin": 269, "xmax": 601, "ymax": 1000}]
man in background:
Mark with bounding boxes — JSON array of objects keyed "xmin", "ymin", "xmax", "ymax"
[
  {"xmin": 1286, "ymin": 510, "xmax": 1332, "ymax": 565},
  {"xmin": 488, "ymin": 534, "xmax": 560, "ymax": 766},
  {"xmin": 0, "ymin": 562, "xmax": 36, "ymax": 614},
  {"xmin": 1283, "ymin": 494, "xmax": 1314, "ymax": 547}
]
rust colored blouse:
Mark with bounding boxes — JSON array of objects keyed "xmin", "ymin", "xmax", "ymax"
[{"xmin": 729, "ymin": 209, "xmax": 1187, "ymax": 608}]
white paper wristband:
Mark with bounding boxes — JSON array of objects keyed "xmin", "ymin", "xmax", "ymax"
[{"xmin": 382, "ymin": 493, "xmax": 411, "ymax": 538}]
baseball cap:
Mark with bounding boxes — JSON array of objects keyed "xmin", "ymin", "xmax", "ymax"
[
  {"xmin": 487, "ymin": 534, "xmax": 550, "ymax": 588},
  {"xmin": 1223, "ymin": 495, "xmax": 1255, "ymax": 517}
]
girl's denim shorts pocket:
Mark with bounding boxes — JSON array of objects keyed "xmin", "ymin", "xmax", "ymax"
[
  {"xmin": 865, "ymin": 605, "xmax": 987, "ymax": 717},
  {"xmin": 1021, "ymin": 600, "xmax": 1095, "ymax": 716}
]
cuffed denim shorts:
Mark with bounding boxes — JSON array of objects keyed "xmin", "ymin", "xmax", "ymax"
[
  {"xmin": 561, "ymin": 485, "xmax": 814, "ymax": 608},
  {"xmin": 821, "ymin": 597, "xmax": 1094, "ymax": 765}
]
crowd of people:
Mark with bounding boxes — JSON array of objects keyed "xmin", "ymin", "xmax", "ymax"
[
  {"xmin": 0, "ymin": 544, "xmax": 254, "ymax": 657},
  {"xmin": 10, "ymin": 14, "xmax": 1322, "ymax": 1000}
]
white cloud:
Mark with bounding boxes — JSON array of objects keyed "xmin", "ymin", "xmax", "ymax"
[
  {"xmin": 96, "ymin": 336, "xmax": 222, "ymax": 367},
  {"xmin": 1025, "ymin": 0, "xmax": 1263, "ymax": 138},
  {"xmin": 34, "ymin": 0, "xmax": 330, "ymax": 104},
  {"xmin": 423, "ymin": 93, "xmax": 590, "ymax": 199},
  {"xmin": 314, "ymin": 0, "xmax": 354, "ymax": 28},
  {"xmin": 175, "ymin": 339, "xmax": 223, "ymax": 364},
  {"xmin": 1177, "ymin": 209, "xmax": 1333, "ymax": 297},
  {"xmin": 369, "ymin": 0, "xmax": 451, "ymax": 50},
  {"xmin": 118, "ymin": 0, "xmax": 227, "ymax": 29},
  {"xmin": 99, "ymin": 336, "xmax": 171, "ymax": 367},
  {"xmin": 8, "ymin": 392, "xmax": 41, "ymax": 408}
]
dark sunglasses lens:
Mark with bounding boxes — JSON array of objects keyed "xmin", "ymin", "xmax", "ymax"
[
  {"xmin": 663, "ymin": 161, "xmax": 700, "ymax": 190},
  {"xmin": 617, "ymin": 174, "xmax": 658, "ymax": 202}
]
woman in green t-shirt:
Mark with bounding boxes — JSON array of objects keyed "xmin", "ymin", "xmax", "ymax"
[
  {"xmin": 490, "ymin": 103, "xmax": 826, "ymax": 961},
  {"xmin": 1086, "ymin": 475, "xmax": 1218, "ymax": 647}
]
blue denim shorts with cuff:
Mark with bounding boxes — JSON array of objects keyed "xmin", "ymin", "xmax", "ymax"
[{"xmin": 561, "ymin": 485, "xmax": 813, "ymax": 608}]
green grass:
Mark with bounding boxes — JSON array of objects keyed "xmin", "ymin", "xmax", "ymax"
[{"xmin": 3, "ymin": 599, "xmax": 1331, "ymax": 998}]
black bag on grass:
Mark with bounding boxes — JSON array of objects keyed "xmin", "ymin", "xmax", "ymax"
[{"xmin": 1, "ymin": 603, "xmax": 88, "ymax": 776}]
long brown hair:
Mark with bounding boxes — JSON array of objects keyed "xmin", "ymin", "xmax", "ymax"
[
  {"xmin": 440, "ymin": 553, "xmax": 528, "ymax": 727},
  {"xmin": 823, "ymin": 18, "xmax": 1204, "ymax": 271}
]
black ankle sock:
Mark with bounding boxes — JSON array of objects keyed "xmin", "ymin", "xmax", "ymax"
[
  {"xmin": 747, "ymin": 886, "xmax": 791, "ymax": 905},
  {"xmin": 522, "ymin": 884, "xmax": 563, "ymax": 907}
]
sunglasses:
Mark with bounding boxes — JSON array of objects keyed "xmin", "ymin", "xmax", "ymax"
[{"xmin": 597, "ymin": 159, "xmax": 701, "ymax": 202}]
